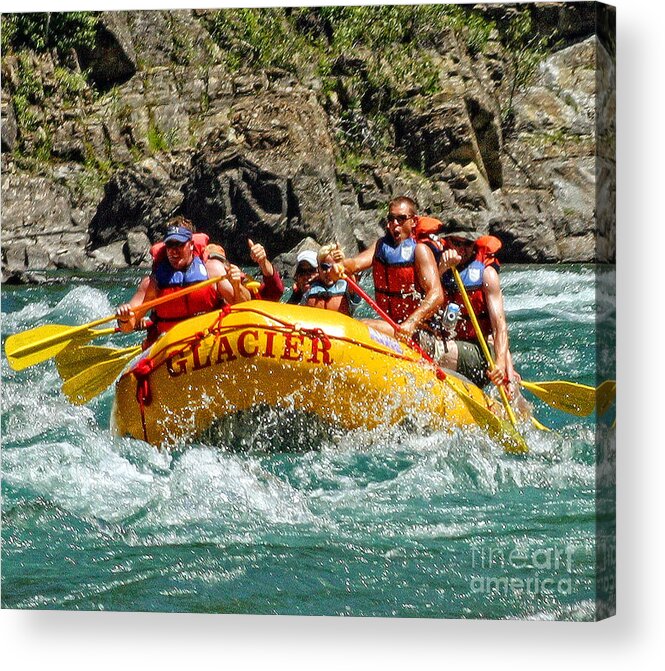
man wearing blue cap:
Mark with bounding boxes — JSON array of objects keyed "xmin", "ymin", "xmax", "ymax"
[{"xmin": 116, "ymin": 216, "xmax": 250, "ymax": 346}]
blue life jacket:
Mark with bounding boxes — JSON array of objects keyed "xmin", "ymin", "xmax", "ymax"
[
  {"xmin": 154, "ymin": 256, "xmax": 209, "ymax": 289},
  {"xmin": 304, "ymin": 279, "xmax": 348, "ymax": 300},
  {"xmin": 375, "ymin": 236, "xmax": 417, "ymax": 267},
  {"xmin": 441, "ymin": 259, "xmax": 490, "ymax": 341},
  {"xmin": 302, "ymin": 279, "xmax": 358, "ymax": 315},
  {"xmin": 150, "ymin": 257, "xmax": 221, "ymax": 334},
  {"xmin": 442, "ymin": 259, "xmax": 485, "ymax": 294}
]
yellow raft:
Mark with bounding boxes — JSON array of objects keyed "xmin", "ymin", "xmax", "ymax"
[{"xmin": 111, "ymin": 300, "xmax": 498, "ymax": 447}]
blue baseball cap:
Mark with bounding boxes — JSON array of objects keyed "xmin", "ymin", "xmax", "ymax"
[{"xmin": 164, "ymin": 225, "xmax": 193, "ymax": 244}]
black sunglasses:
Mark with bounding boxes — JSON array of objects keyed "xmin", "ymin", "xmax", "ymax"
[
  {"xmin": 319, "ymin": 262, "xmax": 335, "ymax": 271},
  {"xmin": 386, "ymin": 213, "xmax": 412, "ymax": 225}
]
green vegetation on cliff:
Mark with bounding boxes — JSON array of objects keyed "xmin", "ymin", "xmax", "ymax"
[
  {"xmin": 500, "ymin": 9, "xmax": 557, "ymax": 129},
  {"xmin": 2, "ymin": 12, "xmax": 101, "ymax": 169},
  {"xmin": 203, "ymin": 5, "xmax": 497, "ymax": 157},
  {"xmin": 1, "ymin": 11, "xmax": 99, "ymax": 56},
  {"xmin": 2, "ymin": 6, "xmax": 558, "ymax": 176}
]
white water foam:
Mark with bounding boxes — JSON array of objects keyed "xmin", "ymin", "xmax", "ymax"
[{"xmin": 2, "ymin": 286, "xmax": 113, "ymax": 334}]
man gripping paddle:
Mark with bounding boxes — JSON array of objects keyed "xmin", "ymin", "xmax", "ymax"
[
  {"xmin": 116, "ymin": 216, "xmax": 250, "ymax": 347},
  {"xmin": 434, "ymin": 227, "xmax": 527, "ymax": 412},
  {"xmin": 335, "ymin": 196, "xmax": 443, "ymax": 341}
]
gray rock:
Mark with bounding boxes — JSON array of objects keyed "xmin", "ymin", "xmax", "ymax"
[
  {"xmin": 51, "ymin": 119, "xmax": 87, "ymax": 162},
  {"xmin": 89, "ymin": 240, "xmax": 128, "ymax": 268},
  {"xmin": 178, "ymin": 86, "xmax": 351, "ymax": 263},
  {"xmin": 1, "ymin": 173, "xmax": 87, "ymax": 273},
  {"xmin": 4, "ymin": 241, "xmax": 28, "ymax": 273},
  {"xmin": 1, "ymin": 92, "xmax": 18, "ymax": 152},
  {"xmin": 443, "ymin": 162, "xmax": 496, "ymax": 212},
  {"xmin": 86, "ymin": 158, "xmax": 187, "ymax": 251},
  {"xmin": 1, "ymin": 269, "xmax": 48, "ymax": 285},
  {"xmin": 26, "ymin": 245, "xmax": 50, "ymax": 270},
  {"xmin": 490, "ymin": 216, "xmax": 559, "ymax": 263},
  {"xmin": 275, "ymin": 236, "xmax": 321, "ymax": 279},
  {"xmin": 395, "ymin": 99, "xmax": 488, "ymax": 180},
  {"xmin": 113, "ymin": 9, "xmax": 220, "ymax": 69},
  {"xmin": 52, "ymin": 246, "xmax": 93, "ymax": 270},
  {"xmin": 557, "ymin": 234, "xmax": 595, "ymax": 263},
  {"xmin": 497, "ymin": 36, "xmax": 604, "ymax": 262},
  {"xmin": 125, "ymin": 230, "xmax": 152, "ymax": 266}
]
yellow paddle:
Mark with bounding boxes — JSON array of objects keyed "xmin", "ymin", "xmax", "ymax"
[
  {"xmin": 245, "ymin": 280, "xmax": 262, "ymax": 295},
  {"xmin": 530, "ymin": 415, "xmax": 551, "ymax": 432},
  {"xmin": 5, "ymin": 326, "xmax": 118, "ymax": 371},
  {"xmin": 56, "ymin": 286, "xmax": 261, "ymax": 405},
  {"xmin": 520, "ymin": 380, "xmax": 597, "ymax": 417},
  {"xmin": 596, "ymin": 379, "xmax": 616, "ymax": 417},
  {"xmin": 5, "ymin": 275, "xmax": 223, "ymax": 371},
  {"xmin": 343, "ymin": 273, "xmax": 528, "ymax": 454},
  {"xmin": 55, "ymin": 344, "xmax": 142, "ymax": 381},
  {"xmin": 451, "ymin": 267, "xmax": 528, "ymax": 454},
  {"xmin": 62, "ymin": 349, "xmax": 142, "ymax": 405},
  {"xmin": 444, "ymin": 374, "xmax": 534, "ymax": 452}
]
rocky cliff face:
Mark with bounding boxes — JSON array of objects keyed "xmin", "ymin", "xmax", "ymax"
[{"xmin": 1, "ymin": 3, "xmax": 615, "ymax": 282}]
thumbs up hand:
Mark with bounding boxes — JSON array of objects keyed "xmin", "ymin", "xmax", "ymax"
[
  {"xmin": 248, "ymin": 238, "xmax": 273, "ymax": 277},
  {"xmin": 331, "ymin": 244, "xmax": 345, "ymax": 263}
]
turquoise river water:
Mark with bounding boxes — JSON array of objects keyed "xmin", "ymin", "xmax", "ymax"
[{"xmin": 1, "ymin": 265, "xmax": 615, "ymax": 619}]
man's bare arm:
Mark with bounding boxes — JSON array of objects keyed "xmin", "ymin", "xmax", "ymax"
[
  {"xmin": 398, "ymin": 244, "xmax": 443, "ymax": 339},
  {"xmin": 483, "ymin": 266, "xmax": 510, "ymax": 385},
  {"xmin": 116, "ymin": 275, "xmax": 157, "ymax": 332},
  {"xmin": 207, "ymin": 258, "xmax": 251, "ymax": 304},
  {"xmin": 341, "ymin": 240, "xmax": 377, "ymax": 275}
]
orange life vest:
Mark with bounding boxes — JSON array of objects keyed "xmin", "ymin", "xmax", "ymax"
[
  {"xmin": 441, "ymin": 259, "xmax": 491, "ymax": 341},
  {"xmin": 149, "ymin": 244, "xmax": 223, "ymax": 338},
  {"xmin": 414, "ymin": 216, "xmax": 445, "ymax": 261},
  {"xmin": 372, "ymin": 236, "xmax": 422, "ymax": 324}
]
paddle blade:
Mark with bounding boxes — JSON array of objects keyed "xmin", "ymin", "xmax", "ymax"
[
  {"xmin": 446, "ymin": 379, "xmax": 528, "ymax": 455},
  {"xmin": 521, "ymin": 380, "xmax": 596, "ymax": 417},
  {"xmin": 530, "ymin": 416, "xmax": 551, "ymax": 432},
  {"xmin": 5, "ymin": 324, "xmax": 117, "ymax": 371},
  {"xmin": 596, "ymin": 380, "xmax": 616, "ymax": 417},
  {"xmin": 56, "ymin": 344, "xmax": 141, "ymax": 381},
  {"xmin": 6, "ymin": 325, "xmax": 89, "ymax": 371},
  {"xmin": 61, "ymin": 354, "xmax": 135, "ymax": 405}
]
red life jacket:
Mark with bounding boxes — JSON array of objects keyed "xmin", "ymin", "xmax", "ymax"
[
  {"xmin": 150, "ymin": 253, "xmax": 223, "ymax": 338},
  {"xmin": 372, "ymin": 236, "xmax": 422, "ymax": 324},
  {"xmin": 432, "ymin": 235, "xmax": 502, "ymax": 340},
  {"xmin": 414, "ymin": 216, "xmax": 445, "ymax": 261},
  {"xmin": 441, "ymin": 259, "xmax": 491, "ymax": 341}
]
